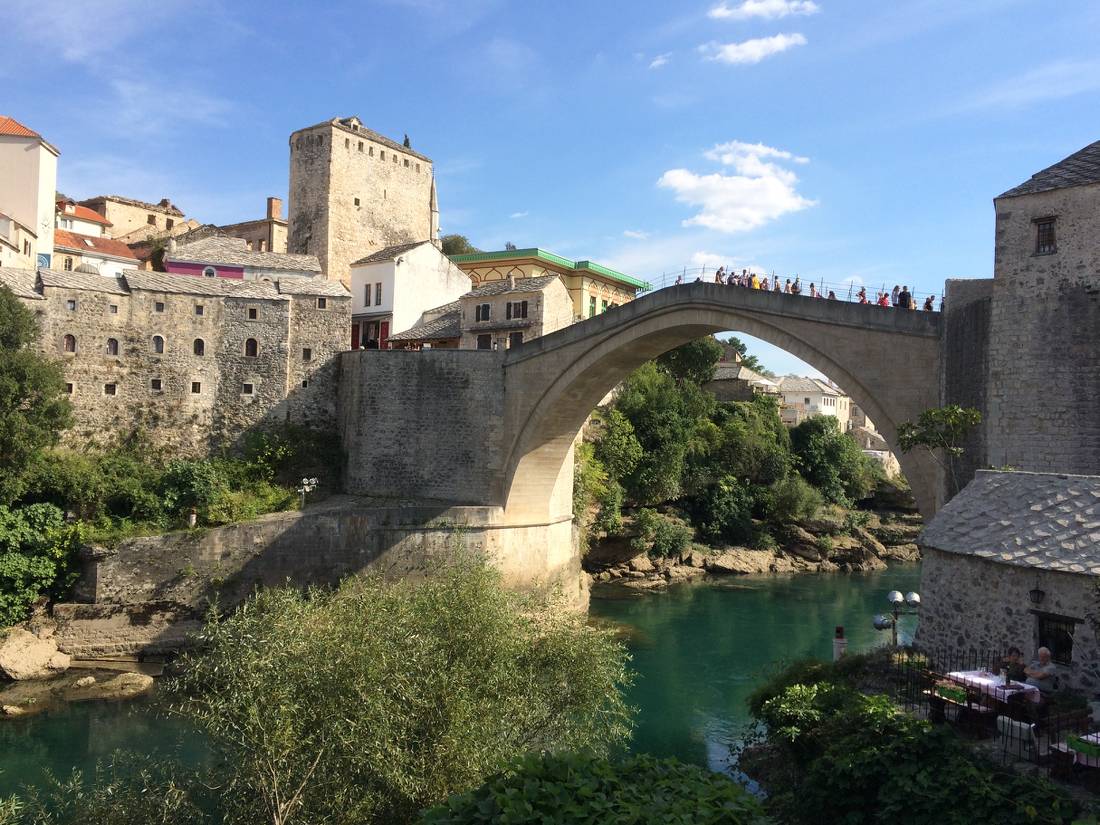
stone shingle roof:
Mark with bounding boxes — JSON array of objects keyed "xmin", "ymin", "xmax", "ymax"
[
  {"xmin": 0, "ymin": 268, "xmax": 44, "ymax": 300},
  {"xmin": 920, "ymin": 470, "xmax": 1100, "ymax": 575},
  {"xmin": 275, "ymin": 278, "xmax": 351, "ymax": 298},
  {"xmin": 352, "ymin": 240, "xmax": 432, "ymax": 266},
  {"xmin": 998, "ymin": 141, "xmax": 1100, "ymax": 199},
  {"xmin": 463, "ymin": 275, "xmax": 561, "ymax": 298},
  {"xmin": 80, "ymin": 195, "xmax": 184, "ymax": 217},
  {"xmin": 297, "ymin": 117, "xmax": 433, "ymax": 163},
  {"xmin": 712, "ymin": 363, "xmax": 777, "ymax": 386},
  {"xmin": 169, "ymin": 235, "xmax": 321, "ymax": 272},
  {"xmin": 778, "ymin": 376, "xmax": 837, "ymax": 395},
  {"xmin": 39, "ymin": 268, "xmax": 129, "ymax": 295},
  {"xmin": 389, "ymin": 305, "xmax": 462, "ymax": 342},
  {"xmin": 122, "ymin": 270, "xmax": 286, "ymax": 300}
]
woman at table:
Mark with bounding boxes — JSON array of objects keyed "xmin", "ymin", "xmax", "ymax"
[{"xmin": 1002, "ymin": 646, "xmax": 1027, "ymax": 682}]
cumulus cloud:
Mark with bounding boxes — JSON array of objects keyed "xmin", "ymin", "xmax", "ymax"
[
  {"xmin": 658, "ymin": 141, "xmax": 816, "ymax": 233},
  {"xmin": 622, "ymin": 229, "xmax": 650, "ymax": 240},
  {"xmin": 649, "ymin": 52, "xmax": 672, "ymax": 69},
  {"xmin": 708, "ymin": 0, "xmax": 820, "ymax": 20},
  {"xmin": 699, "ymin": 33, "xmax": 807, "ymax": 64},
  {"xmin": 509, "ymin": 211, "xmax": 529, "ymax": 219}
]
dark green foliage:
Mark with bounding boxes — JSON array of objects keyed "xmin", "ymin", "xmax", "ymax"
[
  {"xmin": 420, "ymin": 752, "xmax": 771, "ymax": 824},
  {"xmin": 691, "ymin": 475, "xmax": 754, "ymax": 544},
  {"xmin": 592, "ymin": 410, "xmax": 642, "ymax": 479},
  {"xmin": 239, "ymin": 423, "xmax": 344, "ymax": 487},
  {"xmin": 159, "ymin": 460, "xmax": 228, "ymax": 518},
  {"xmin": 897, "ymin": 404, "xmax": 981, "ymax": 494},
  {"xmin": 630, "ymin": 508, "xmax": 693, "ymax": 557},
  {"xmin": 0, "ymin": 504, "xmax": 82, "ymax": 626},
  {"xmin": 720, "ymin": 336, "xmax": 775, "ymax": 377},
  {"xmin": 656, "ymin": 336, "xmax": 724, "ymax": 386},
  {"xmin": 789, "ymin": 415, "xmax": 876, "ymax": 506},
  {"xmin": 702, "ymin": 396, "xmax": 791, "ymax": 488},
  {"xmin": 0, "ymin": 286, "xmax": 72, "ymax": 505},
  {"xmin": 761, "ymin": 475, "xmax": 823, "ymax": 525},
  {"xmin": 440, "ymin": 234, "xmax": 481, "ymax": 256}
]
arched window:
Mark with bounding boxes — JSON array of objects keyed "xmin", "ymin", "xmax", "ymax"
[
  {"xmin": 244, "ymin": 338, "xmax": 258, "ymax": 357},
  {"xmin": 106, "ymin": 338, "xmax": 119, "ymax": 356},
  {"xmin": 63, "ymin": 334, "xmax": 76, "ymax": 353},
  {"xmin": 63, "ymin": 257, "xmax": 73, "ymax": 271},
  {"xmin": 202, "ymin": 266, "xmax": 217, "ymax": 278},
  {"xmin": 193, "ymin": 338, "xmax": 205, "ymax": 356},
  {"xmin": 152, "ymin": 335, "xmax": 165, "ymax": 354}
]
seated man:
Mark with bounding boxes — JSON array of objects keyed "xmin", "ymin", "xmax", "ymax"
[
  {"xmin": 1024, "ymin": 646, "xmax": 1058, "ymax": 694},
  {"xmin": 1002, "ymin": 646, "xmax": 1027, "ymax": 682}
]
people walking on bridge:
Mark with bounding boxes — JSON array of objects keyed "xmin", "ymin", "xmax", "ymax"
[
  {"xmin": 675, "ymin": 274, "xmax": 683, "ymax": 285},
  {"xmin": 877, "ymin": 291, "xmax": 890, "ymax": 307},
  {"xmin": 898, "ymin": 285, "xmax": 913, "ymax": 309},
  {"xmin": 809, "ymin": 283, "xmax": 818, "ymax": 299},
  {"xmin": 923, "ymin": 295, "xmax": 934, "ymax": 311},
  {"xmin": 726, "ymin": 270, "xmax": 737, "ymax": 286},
  {"xmin": 827, "ymin": 290, "xmax": 837, "ymax": 300},
  {"xmin": 714, "ymin": 266, "xmax": 725, "ymax": 284},
  {"xmin": 791, "ymin": 277, "xmax": 801, "ymax": 295},
  {"xmin": 784, "ymin": 279, "xmax": 792, "ymax": 294},
  {"xmin": 694, "ymin": 275, "xmax": 703, "ymax": 282},
  {"xmin": 750, "ymin": 272, "xmax": 760, "ymax": 289},
  {"xmin": 891, "ymin": 284, "xmax": 900, "ymax": 307},
  {"xmin": 857, "ymin": 287, "xmax": 868, "ymax": 304},
  {"xmin": 761, "ymin": 276, "xmax": 770, "ymax": 291},
  {"xmin": 773, "ymin": 278, "xmax": 781, "ymax": 293}
]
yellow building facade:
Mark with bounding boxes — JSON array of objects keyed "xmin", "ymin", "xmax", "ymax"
[{"xmin": 450, "ymin": 248, "xmax": 648, "ymax": 320}]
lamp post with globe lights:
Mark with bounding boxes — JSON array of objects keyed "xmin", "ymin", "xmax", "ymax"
[{"xmin": 873, "ymin": 590, "xmax": 920, "ymax": 647}]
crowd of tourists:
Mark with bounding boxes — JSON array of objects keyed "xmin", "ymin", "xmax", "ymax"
[{"xmin": 672, "ymin": 267, "xmax": 942, "ymax": 312}]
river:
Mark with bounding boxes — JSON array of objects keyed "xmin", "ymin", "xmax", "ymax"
[{"xmin": 0, "ymin": 564, "xmax": 920, "ymax": 796}]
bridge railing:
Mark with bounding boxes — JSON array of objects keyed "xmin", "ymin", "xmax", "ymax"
[{"xmin": 635, "ymin": 265, "xmax": 943, "ymax": 311}]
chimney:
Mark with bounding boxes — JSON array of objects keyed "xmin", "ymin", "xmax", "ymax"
[
  {"xmin": 508, "ymin": 274, "xmax": 516, "ymax": 290},
  {"xmin": 266, "ymin": 196, "xmax": 283, "ymax": 221}
]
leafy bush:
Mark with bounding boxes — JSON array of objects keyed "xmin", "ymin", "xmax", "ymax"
[
  {"xmin": 593, "ymin": 480, "xmax": 624, "ymax": 535},
  {"xmin": 204, "ymin": 481, "xmax": 296, "ymax": 526},
  {"xmin": 239, "ymin": 423, "xmax": 343, "ymax": 487},
  {"xmin": 593, "ymin": 409, "xmax": 642, "ymax": 480},
  {"xmin": 763, "ymin": 475, "xmax": 822, "ymax": 525},
  {"xmin": 159, "ymin": 460, "xmax": 228, "ymax": 518},
  {"xmin": 421, "ymin": 752, "xmax": 770, "ymax": 825},
  {"xmin": 630, "ymin": 508, "xmax": 693, "ymax": 557},
  {"xmin": 691, "ymin": 475, "xmax": 754, "ymax": 545},
  {"xmin": 0, "ymin": 504, "xmax": 82, "ymax": 626},
  {"xmin": 165, "ymin": 552, "xmax": 633, "ymax": 825},
  {"xmin": 789, "ymin": 416, "xmax": 876, "ymax": 506}
]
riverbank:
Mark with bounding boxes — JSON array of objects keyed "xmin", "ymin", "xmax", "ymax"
[{"xmin": 585, "ymin": 508, "xmax": 921, "ymax": 590}]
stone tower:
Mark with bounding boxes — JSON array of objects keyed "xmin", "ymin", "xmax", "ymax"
[{"xmin": 288, "ymin": 117, "xmax": 437, "ymax": 285}]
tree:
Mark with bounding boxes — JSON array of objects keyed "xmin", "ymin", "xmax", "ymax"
[
  {"xmin": 720, "ymin": 335, "xmax": 775, "ymax": 377},
  {"xmin": 897, "ymin": 405, "xmax": 981, "ymax": 495},
  {"xmin": 440, "ymin": 235, "xmax": 481, "ymax": 256},
  {"xmin": 789, "ymin": 416, "xmax": 876, "ymax": 506},
  {"xmin": 593, "ymin": 409, "xmax": 642, "ymax": 479},
  {"xmin": 504, "ymin": 241, "xmax": 517, "ymax": 251},
  {"xmin": 0, "ymin": 286, "xmax": 72, "ymax": 505},
  {"xmin": 656, "ymin": 337, "xmax": 724, "ymax": 386},
  {"xmin": 165, "ymin": 553, "xmax": 633, "ymax": 825}
]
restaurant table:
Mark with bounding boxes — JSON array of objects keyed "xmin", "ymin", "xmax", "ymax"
[
  {"xmin": 946, "ymin": 670, "xmax": 1043, "ymax": 704},
  {"xmin": 1053, "ymin": 732, "xmax": 1100, "ymax": 767}
]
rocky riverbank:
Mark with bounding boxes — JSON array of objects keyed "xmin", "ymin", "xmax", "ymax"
[{"xmin": 585, "ymin": 510, "xmax": 922, "ymax": 590}]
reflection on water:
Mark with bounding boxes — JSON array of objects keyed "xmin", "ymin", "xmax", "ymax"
[{"xmin": 588, "ymin": 565, "xmax": 922, "ymax": 773}]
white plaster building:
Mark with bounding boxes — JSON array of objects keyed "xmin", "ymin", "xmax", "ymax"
[
  {"xmin": 0, "ymin": 116, "xmax": 58, "ymax": 268},
  {"xmin": 56, "ymin": 199, "xmax": 113, "ymax": 237},
  {"xmin": 777, "ymin": 375, "xmax": 852, "ymax": 431},
  {"xmin": 53, "ymin": 229, "xmax": 139, "ymax": 277},
  {"xmin": 0, "ymin": 211, "xmax": 37, "ymax": 269},
  {"xmin": 349, "ymin": 240, "xmax": 470, "ymax": 349}
]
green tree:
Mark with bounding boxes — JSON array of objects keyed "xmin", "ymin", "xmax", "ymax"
[
  {"xmin": 789, "ymin": 416, "xmax": 875, "ymax": 506},
  {"xmin": 691, "ymin": 475, "xmax": 755, "ymax": 545},
  {"xmin": 701, "ymin": 396, "xmax": 792, "ymax": 489},
  {"xmin": 897, "ymin": 405, "xmax": 981, "ymax": 495},
  {"xmin": 440, "ymin": 235, "xmax": 481, "ymax": 256},
  {"xmin": 165, "ymin": 553, "xmax": 633, "ymax": 825},
  {"xmin": 593, "ymin": 410, "xmax": 642, "ymax": 479},
  {"xmin": 0, "ymin": 503, "xmax": 83, "ymax": 626},
  {"xmin": 0, "ymin": 286, "xmax": 72, "ymax": 505},
  {"xmin": 720, "ymin": 335, "xmax": 775, "ymax": 377},
  {"xmin": 656, "ymin": 337, "xmax": 724, "ymax": 386}
]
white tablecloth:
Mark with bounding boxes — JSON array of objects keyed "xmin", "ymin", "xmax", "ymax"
[{"xmin": 946, "ymin": 670, "xmax": 1043, "ymax": 704}]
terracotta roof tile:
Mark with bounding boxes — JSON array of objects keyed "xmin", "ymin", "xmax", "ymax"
[
  {"xmin": 0, "ymin": 116, "xmax": 40, "ymax": 138},
  {"xmin": 56, "ymin": 200, "xmax": 112, "ymax": 226},
  {"xmin": 53, "ymin": 229, "xmax": 137, "ymax": 261}
]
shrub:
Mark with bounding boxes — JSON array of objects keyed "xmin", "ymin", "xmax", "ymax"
[
  {"xmin": 692, "ymin": 476, "xmax": 754, "ymax": 545},
  {"xmin": 165, "ymin": 552, "xmax": 633, "ymax": 825},
  {"xmin": 630, "ymin": 508, "xmax": 693, "ymax": 558},
  {"xmin": 421, "ymin": 752, "xmax": 770, "ymax": 825},
  {"xmin": 159, "ymin": 460, "xmax": 227, "ymax": 518},
  {"xmin": 204, "ymin": 481, "xmax": 296, "ymax": 526},
  {"xmin": 0, "ymin": 504, "xmax": 83, "ymax": 626},
  {"xmin": 593, "ymin": 480, "xmax": 624, "ymax": 535},
  {"xmin": 763, "ymin": 475, "xmax": 822, "ymax": 525}
]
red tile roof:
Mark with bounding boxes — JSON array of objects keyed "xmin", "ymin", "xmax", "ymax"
[
  {"xmin": 0, "ymin": 116, "xmax": 41, "ymax": 139},
  {"xmin": 56, "ymin": 200, "xmax": 112, "ymax": 226},
  {"xmin": 54, "ymin": 229, "xmax": 137, "ymax": 260}
]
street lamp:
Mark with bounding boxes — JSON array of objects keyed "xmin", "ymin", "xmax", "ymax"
[{"xmin": 873, "ymin": 590, "xmax": 920, "ymax": 647}]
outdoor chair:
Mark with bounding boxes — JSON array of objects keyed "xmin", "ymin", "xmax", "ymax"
[{"xmin": 995, "ymin": 715, "xmax": 1043, "ymax": 763}]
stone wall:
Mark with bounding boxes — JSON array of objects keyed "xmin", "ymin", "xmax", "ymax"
[
  {"xmin": 288, "ymin": 120, "xmax": 434, "ymax": 286},
  {"xmin": 917, "ymin": 547, "xmax": 1100, "ymax": 692},
  {"xmin": 986, "ymin": 181, "xmax": 1100, "ymax": 474},
  {"xmin": 57, "ymin": 496, "xmax": 581, "ymax": 656},
  {"xmin": 339, "ymin": 349, "xmax": 506, "ymax": 504}
]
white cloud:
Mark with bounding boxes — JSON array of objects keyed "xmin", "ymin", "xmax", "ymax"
[
  {"xmin": 103, "ymin": 80, "xmax": 232, "ymax": 137},
  {"xmin": 951, "ymin": 58, "xmax": 1100, "ymax": 113},
  {"xmin": 649, "ymin": 52, "xmax": 672, "ymax": 69},
  {"xmin": 708, "ymin": 0, "xmax": 820, "ymax": 20},
  {"xmin": 657, "ymin": 141, "xmax": 816, "ymax": 233},
  {"xmin": 699, "ymin": 33, "xmax": 807, "ymax": 65},
  {"xmin": 509, "ymin": 211, "xmax": 529, "ymax": 219},
  {"xmin": 623, "ymin": 229, "xmax": 650, "ymax": 240}
]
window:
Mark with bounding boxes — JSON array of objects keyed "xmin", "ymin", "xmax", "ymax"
[
  {"xmin": 63, "ymin": 334, "xmax": 76, "ymax": 353},
  {"xmin": 150, "ymin": 378, "xmax": 162, "ymax": 392},
  {"xmin": 369, "ymin": 146, "xmax": 374, "ymax": 156},
  {"xmin": 109, "ymin": 304, "xmax": 118, "ymax": 314},
  {"xmin": 1036, "ymin": 612, "xmax": 1079, "ymax": 665},
  {"xmin": 193, "ymin": 338, "xmax": 205, "ymax": 356},
  {"xmin": 64, "ymin": 257, "xmax": 73, "ymax": 271},
  {"xmin": 166, "ymin": 218, "xmax": 174, "ymax": 230},
  {"xmin": 375, "ymin": 283, "xmax": 382, "ymax": 306},
  {"xmin": 248, "ymin": 307, "xmax": 258, "ymax": 320},
  {"xmin": 245, "ymin": 338, "xmax": 258, "ymax": 357},
  {"xmin": 392, "ymin": 154, "xmax": 397, "ymax": 164},
  {"xmin": 195, "ymin": 304, "xmax": 204, "ymax": 316},
  {"xmin": 404, "ymin": 158, "xmax": 409, "ymax": 167},
  {"xmin": 106, "ymin": 338, "xmax": 119, "ymax": 356},
  {"xmin": 1035, "ymin": 218, "xmax": 1056, "ymax": 255},
  {"xmin": 601, "ymin": 299, "xmax": 609, "ymax": 313},
  {"xmin": 152, "ymin": 335, "xmax": 165, "ymax": 354},
  {"xmin": 508, "ymin": 332, "xmax": 523, "ymax": 348},
  {"xmin": 65, "ymin": 383, "xmax": 73, "ymax": 394},
  {"xmin": 364, "ymin": 283, "xmax": 372, "ymax": 306},
  {"xmin": 191, "ymin": 382, "xmax": 202, "ymax": 394},
  {"xmin": 202, "ymin": 266, "xmax": 217, "ymax": 278},
  {"xmin": 804, "ymin": 397, "xmax": 811, "ymax": 405},
  {"xmin": 476, "ymin": 334, "xmax": 492, "ymax": 350},
  {"xmin": 302, "ymin": 348, "xmax": 312, "ymax": 361},
  {"xmin": 242, "ymin": 383, "xmax": 254, "ymax": 395},
  {"xmin": 317, "ymin": 297, "xmax": 327, "ymax": 309},
  {"xmin": 66, "ymin": 299, "xmax": 76, "ymax": 311},
  {"xmin": 506, "ymin": 300, "xmax": 528, "ymax": 320},
  {"xmin": 301, "ymin": 380, "xmax": 308, "ymax": 388},
  {"xmin": 147, "ymin": 214, "xmax": 156, "ymax": 225},
  {"xmin": 475, "ymin": 303, "xmax": 491, "ymax": 322},
  {"xmin": 354, "ymin": 197, "xmax": 360, "ymax": 207},
  {"xmin": 588, "ymin": 295, "xmax": 596, "ymax": 317},
  {"xmin": 416, "ymin": 163, "xmax": 420, "ymax": 173},
  {"xmin": 358, "ymin": 141, "xmax": 364, "ymax": 152},
  {"xmin": 155, "ymin": 301, "xmax": 165, "ymax": 312},
  {"xmin": 380, "ymin": 150, "xmax": 385, "ymax": 161},
  {"xmin": 258, "ymin": 240, "xmax": 266, "ymax": 252},
  {"xmin": 104, "ymin": 383, "xmax": 117, "ymax": 396}
]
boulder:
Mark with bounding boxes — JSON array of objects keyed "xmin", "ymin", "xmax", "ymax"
[
  {"xmin": 706, "ymin": 548, "xmax": 774, "ymax": 575},
  {"xmin": 852, "ymin": 527, "xmax": 889, "ymax": 559},
  {"xmin": 681, "ymin": 549, "xmax": 708, "ymax": 568},
  {"xmin": 0, "ymin": 628, "xmax": 70, "ymax": 681},
  {"xmin": 628, "ymin": 554, "xmax": 655, "ymax": 573},
  {"xmin": 667, "ymin": 564, "xmax": 706, "ymax": 581},
  {"xmin": 785, "ymin": 541, "xmax": 823, "ymax": 562},
  {"xmin": 62, "ymin": 671, "xmax": 154, "ymax": 702},
  {"xmin": 73, "ymin": 675, "xmax": 97, "ymax": 688},
  {"xmin": 880, "ymin": 542, "xmax": 921, "ymax": 562}
]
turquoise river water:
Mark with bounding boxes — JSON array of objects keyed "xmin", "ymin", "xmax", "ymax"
[{"xmin": 0, "ymin": 564, "xmax": 920, "ymax": 795}]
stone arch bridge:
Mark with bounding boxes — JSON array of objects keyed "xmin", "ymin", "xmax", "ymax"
[{"xmin": 342, "ymin": 283, "xmax": 944, "ymax": 531}]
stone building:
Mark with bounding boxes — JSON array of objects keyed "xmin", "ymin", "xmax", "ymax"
[
  {"xmin": 218, "ymin": 197, "xmax": 288, "ymax": 253},
  {"xmin": 53, "ymin": 229, "xmax": 138, "ymax": 277},
  {"xmin": 288, "ymin": 116, "xmax": 438, "ymax": 287},
  {"xmin": 79, "ymin": 195, "xmax": 186, "ymax": 240},
  {"xmin": 56, "ymin": 198, "xmax": 113, "ymax": 236},
  {"xmin": 165, "ymin": 234, "xmax": 321, "ymax": 281},
  {"xmin": 0, "ymin": 116, "xmax": 58, "ymax": 268},
  {"xmin": 450, "ymin": 248, "xmax": 647, "ymax": 320},
  {"xmin": 917, "ymin": 470, "xmax": 1100, "ymax": 691},
  {"xmin": 777, "ymin": 375, "xmax": 852, "ymax": 430},
  {"xmin": 0, "ymin": 267, "xmax": 349, "ymax": 453},
  {"xmin": 459, "ymin": 275, "xmax": 573, "ymax": 350},
  {"xmin": 703, "ymin": 360, "xmax": 779, "ymax": 402}
]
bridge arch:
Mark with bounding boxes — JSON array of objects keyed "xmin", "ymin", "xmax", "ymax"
[{"xmin": 500, "ymin": 284, "xmax": 942, "ymax": 524}]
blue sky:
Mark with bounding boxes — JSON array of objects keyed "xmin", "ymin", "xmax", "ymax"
[{"xmin": 6, "ymin": 0, "xmax": 1100, "ymax": 377}]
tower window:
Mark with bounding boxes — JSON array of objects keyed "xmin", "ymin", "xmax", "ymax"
[
  {"xmin": 195, "ymin": 304, "xmax": 204, "ymax": 316},
  {"xmin": 369, "ymin": 147, "xmax": 374, "ymax": 157},
  {"xmin": 245, "ymin": 338, "xmax": 259, "ymax": 357},
  {"xmin": 317, "ymin": 297, "xmax": 327, "ymax": 309},
  {"xmin": 191, "ymin": 382, "xmax": 202, "ymax": 394},
  {"xmin": 193, "ymin": 338, "xmax": 205, "ymax": 356},
  {"xmin": 155, "ymin": 301, "xmax": 165, "ymax": 312},
  {"xmin": 153, "ymin": 335, "xmax": 165, "ymax": 354},
  {"xmin": 104, "ymin": 383, "xmax": 117, "ymax": 396},
  {"xmin": 1035, "ymin": 218, "xmax": 1057, "ymax": 255},
  {"xmin": 147, "ymin": 214, "xmax": 156, "ymax": 225},
  {"xmin": 302, "ymin": 348, "xmax": 312, "ymax": 361},
  {"xmin": 63, "ymin": 334, "xmax": 76, "ymax": 353},
  {"xmin": 106, "ymin": 338, "xmax": 119, "ymax": 356},
  {"xmin": 166, "ymin": 218, "xmax": 174, "ymax": 230},
  {"xmin": 109, "ymin": 304, "xmax": 118, "ymax": 314},
  {"xmin": 354, "ymin": 197, "xmax": 360, "ymax": 207},
  {"xmin": 151, "ymin": 378, "xmax": 162, "ymax": 392},
  {"xmin": 248, "ymin": 307, "xmax": 258, "ymax": 320},
  {"xmin": 404, "ymin": 158, "xmax": 409, "ymax": 167},
  {"xmin": 358, "ymin": 141, "xmax": 364, "ymax": 152},
  {"xmin": 65, "ymin": 383, "xmax": 73, "ymax": 394},
  {"xmin": 202, "ymin": 266, "xmax": 217, "ymax": 278},
  {"xmin": 380, "ymin": 151, "xmax": 385, "ymax": 161},
  {"xmin": 242, "ymin": 383, "xmax": 254, "ymax": 395},
  {"xmin": 66, "ymin": 299, "xmax": 76, "ymax": 311},
  {"xmin": 345, "ymin": 138, "xmax": 350, "ymax": 149}
]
